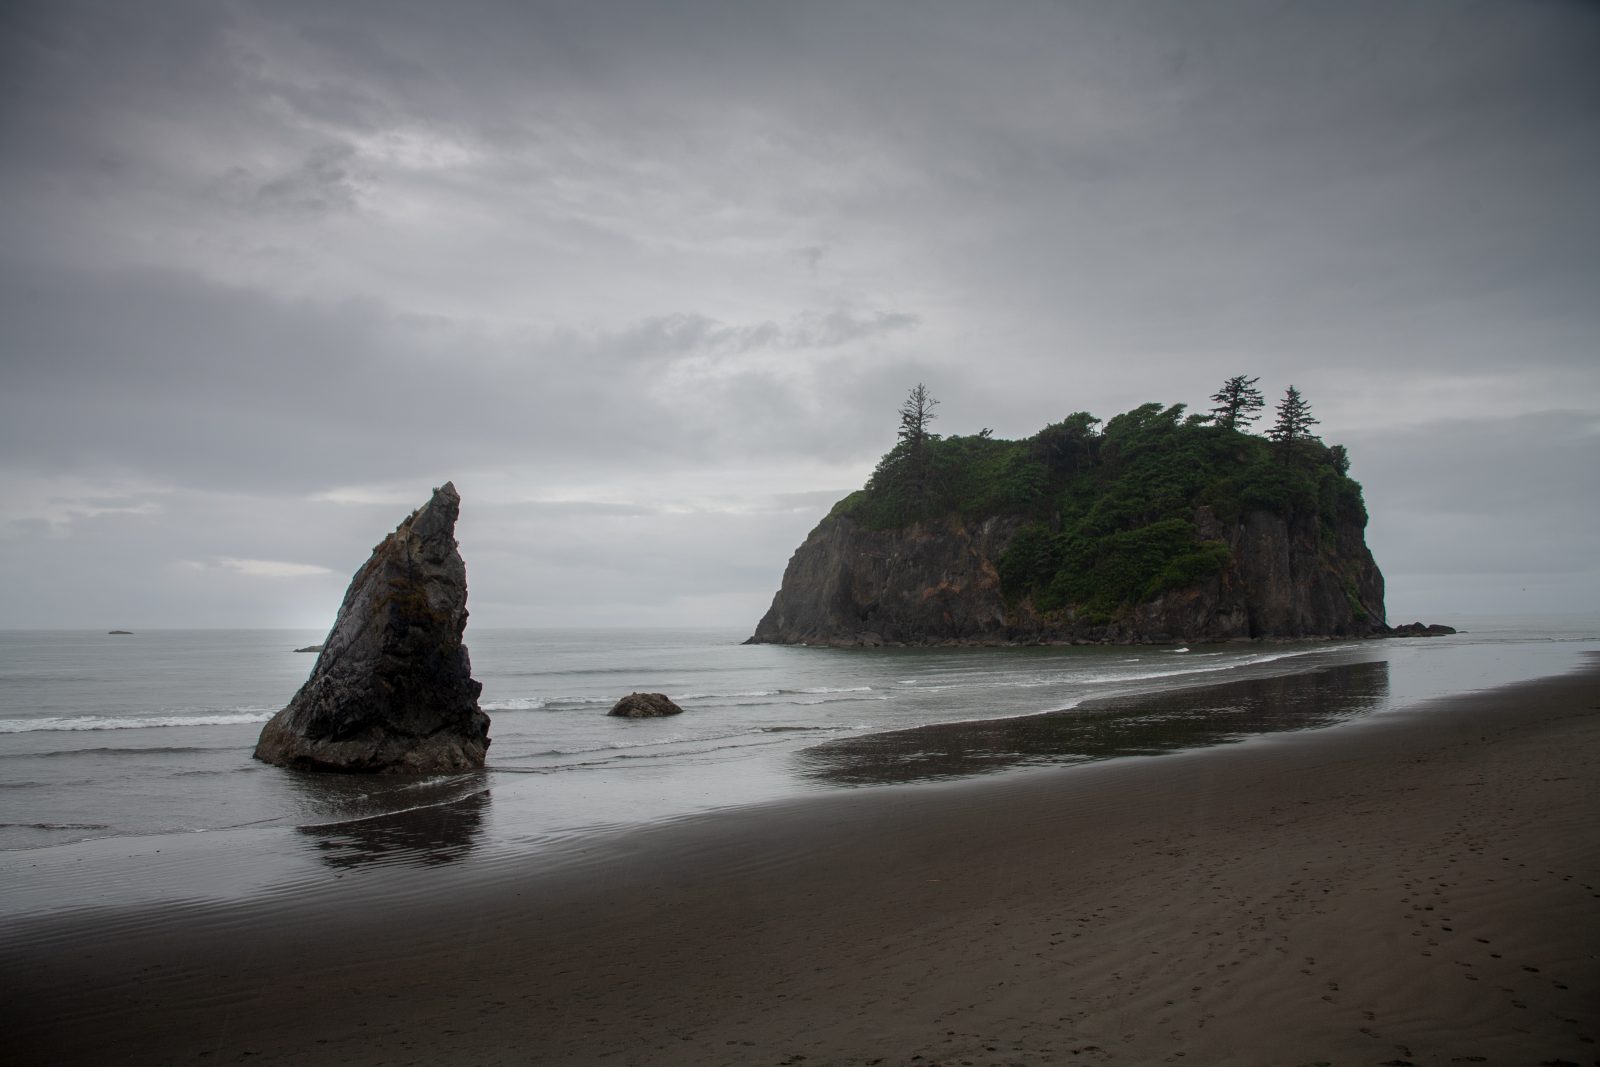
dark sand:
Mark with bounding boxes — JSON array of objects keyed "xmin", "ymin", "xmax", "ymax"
[{"xmin": 6, "ymin": 657, "xmax": 1598, "ymax": 1066}]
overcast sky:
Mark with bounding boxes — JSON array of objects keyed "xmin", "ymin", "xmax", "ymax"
[{"xmin": 2, "ymin": 0, "xmax": 1596, "ymax": 631}]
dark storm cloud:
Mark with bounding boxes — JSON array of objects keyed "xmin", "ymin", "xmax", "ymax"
[{"xmin": 2, "ymin": 0, "xmax": 1597, "ymax": 625}]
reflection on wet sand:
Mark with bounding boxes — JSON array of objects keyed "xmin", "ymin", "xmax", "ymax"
[
  {"xmin": 800, "ymin": 660, "xmax": 1391, "ymax": 786},
  {"xmin": 289, "ymin": 773, "xmax": 490, "ymax": 868}
]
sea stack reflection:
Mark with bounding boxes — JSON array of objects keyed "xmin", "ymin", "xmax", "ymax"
[{"xmin": 254, "ymin": 482, "xmax": 489, "ymax": 774}]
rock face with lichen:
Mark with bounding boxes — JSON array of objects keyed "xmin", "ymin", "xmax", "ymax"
[{"xmin": 254, "ymin": 483, "xmax": 489, "ymax": 773}]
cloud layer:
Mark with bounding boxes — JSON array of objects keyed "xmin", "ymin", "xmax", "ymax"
[{"xmin": 2, "ymin": 0, "xmax": 1597, "ymax": 627}]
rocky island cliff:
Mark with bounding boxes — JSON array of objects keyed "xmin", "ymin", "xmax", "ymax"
[{"xmin": 751, "ymin": 390, "xmax": 1387, "ymax": 646}]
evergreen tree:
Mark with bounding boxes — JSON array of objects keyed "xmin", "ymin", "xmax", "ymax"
[
  {"xmin": 1267, "ymin": 385, "xmax": 1320, "ymax": 448},
  {"xmin": 884, "ymin": 383, "xmax": 940, "ymax": 517},
  {"xmin": 897, "ymin": 383, "xmax": 939, "ymax": 451},
  {"xmin": 1032, "ymin": 411, "xmax": 1101, "ymax": 474},
  {"xmin": 1208, "ymin": 374, "xmax": 1266, "ymax": 430}
]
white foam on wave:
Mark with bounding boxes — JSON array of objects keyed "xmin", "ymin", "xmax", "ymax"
[
  {"xmin": 480, "ymin": 697, "xmax": 548, "ymax": 711},
  {"xmin": 0, "ymin": 711, "xmax": 275, "ymax": 734},
  {"xmin": 876, "ymin": 647, "xmax": 1344, "ymax": 701}
]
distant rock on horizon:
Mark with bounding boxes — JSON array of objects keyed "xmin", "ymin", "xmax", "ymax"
[
  {"xmin": 1384, "ymin": 621, "xmax": 1458, "ymax": 637},
  {"xmin": 254, "ymin": 483, "xmax": 489, "ymax": 774}
]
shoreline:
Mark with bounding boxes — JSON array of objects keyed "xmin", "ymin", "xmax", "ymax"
[
  {"xmin": 6, "ymin": 654, "xmax": 1598, "ymax": 1065},
  {"xmin": 741, "ymin": 632, "xmax": 1418, "ymax": 649}
]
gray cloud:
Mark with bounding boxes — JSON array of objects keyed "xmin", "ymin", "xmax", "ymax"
[
  {"xmin": 0, "ymin": 259, "xmax": 923, "ymax": 497},
  {"xmin": 208, "ymin": 143, "xmax": 366, "ymax": 217},
  {"xmin": 1, "ymin": 0, "xmax": 1597, "ymax": 626}
]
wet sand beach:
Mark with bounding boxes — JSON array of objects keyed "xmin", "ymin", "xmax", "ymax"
[{"xmin": 6, "ymin": 656, "xmax": 1598, "ymax": 1066}]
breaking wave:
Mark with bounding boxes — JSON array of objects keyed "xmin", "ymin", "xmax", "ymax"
[{"xmin": 0, "ymin": 712, "xmax": 275, "ymax": 734}]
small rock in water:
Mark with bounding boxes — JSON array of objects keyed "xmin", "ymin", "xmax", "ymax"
[
  {"xmin": 608, "ymin": 692, "xmax": 685, "ymax": 718},
  {"xmin": 254, "ymin": 482, "xmax": 489, "ymax": 774},
  {"xmin": 1387, "ymin": 621, "xmax": 1457, "ymax": 637}
]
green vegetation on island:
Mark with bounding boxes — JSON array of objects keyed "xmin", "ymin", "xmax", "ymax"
[{"xmin": 831, "ymin": 379, "xmax": 1368, "ymax": 623}]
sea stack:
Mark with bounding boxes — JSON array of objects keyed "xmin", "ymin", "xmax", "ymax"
[
  {"xmin": 254, "ymin": 482, "xmax": 489, "ymax": 774},
  {"xmin": 748, "ymin": 399, "xmax": 1388, "ymax": 646}
]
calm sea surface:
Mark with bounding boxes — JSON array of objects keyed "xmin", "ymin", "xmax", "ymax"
[{"xmin": 1, "ymin": 616, "xmax": 1595, "ymax": 919}]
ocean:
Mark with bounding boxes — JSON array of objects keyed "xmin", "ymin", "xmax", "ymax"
[{"xmin": 2, "ymin": 617, "xmax": 1596, "ymax": 922}]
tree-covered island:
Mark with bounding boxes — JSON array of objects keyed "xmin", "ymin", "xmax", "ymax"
[{"xmin": 750, "ymin": 380, "xmax": 1388, "ymax": 646}]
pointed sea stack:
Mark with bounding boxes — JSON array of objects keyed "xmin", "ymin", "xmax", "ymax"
[{"xmin": 254, "ymin": 483, "xmax": 489, "ymax": 774}]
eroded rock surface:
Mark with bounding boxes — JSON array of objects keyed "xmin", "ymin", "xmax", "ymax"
[
  {"xmin": 748, "ymin": 505, "xmax": 1386, "ymax": 647},
  {"xmin": 254, "ymin": 483, "xmax": 488, "ymax": 773}
]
